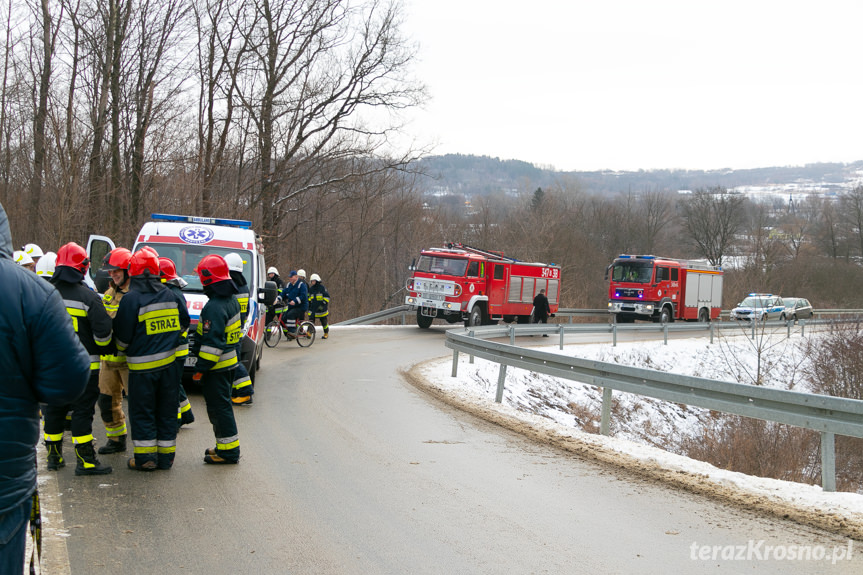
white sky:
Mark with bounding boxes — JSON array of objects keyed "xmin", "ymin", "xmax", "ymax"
[{"xmin": 400, "ymin": 0, "xmax": 863, "ymax": 172}]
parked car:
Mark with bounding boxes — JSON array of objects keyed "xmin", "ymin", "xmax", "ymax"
[
  {"xmin": 782, "ymin": 297, "xmax": 814, "ymax": 322},
  {"xmin": 730, "ymin": 293, "xmax": 786, "ymax": 322}
]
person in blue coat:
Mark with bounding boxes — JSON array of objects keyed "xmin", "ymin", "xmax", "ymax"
[
  {"xmin": 279, "ymin": 270, "xmax": 308, "ymax": 334},
  {"xmin": 0, "ymin": 202, "xmax": 90, "ymax": 574}
]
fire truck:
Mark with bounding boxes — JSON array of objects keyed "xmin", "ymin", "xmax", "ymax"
[
  {"xmin": 404, "ymin": 243, "xmax": 561, "ymax": 328},
  {"xmin": 606, "ymin": 254, "xmax": 723, "ymax": 324}
]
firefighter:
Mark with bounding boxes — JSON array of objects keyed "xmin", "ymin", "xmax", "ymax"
[
  {"xmin": 114, "ymin": 249, "xmax": 190, "ymax": 471},
  {"xmin": 96, "ymin": 247, "xmax": 132, "ymax": 455},
  {"xmin": 192, "ymin": 254, "xmax": 242, "ymax": 464},
  {"xmin": 13, "ymin": 250, "xmax": 35, "ymax": 271},
  {"xmin": 265, "ymin": 267, "xmax": 283, "ymax": 325},
  {"xmin": 225, "ymin": 252, "xmax": 254, "ymax": 405},
  {"xmin": 308, "ymin": 273, "xmax": 331, "ymax": 339},
  {"xmin": 35, "ymin": 250, "xmax": 56, "ymax": 279},
  {"xmin": 158, "ymin": 256, "xmax": 195, "ymax": 426},
  {"xmin": 22, "ymin": 242, "xmax": 44, "ymax": 266},
  {"xmin": 42, "ymin": 242, "xmax": 114, "ymax": 475}
]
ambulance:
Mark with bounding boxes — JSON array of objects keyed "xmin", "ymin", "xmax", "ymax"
[{"xmin": 88, "ymin": 214, "xmax": 277, "ymax": 381}]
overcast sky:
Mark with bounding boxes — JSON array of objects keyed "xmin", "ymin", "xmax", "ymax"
[{"xmin": 399, "ymin": 0, "xmax": 863, "ymax": 172}]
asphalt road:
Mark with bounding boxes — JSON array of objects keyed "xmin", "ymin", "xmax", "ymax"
[{"xmin": 40, "ymin": 325, "xmax": 862, "ymax": 574}]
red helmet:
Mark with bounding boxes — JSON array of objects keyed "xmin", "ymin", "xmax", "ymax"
[
  {"xmin": 195, "ymin": 254, "xmax": 231, "ymax": 286},
  {"xmin": 102, "ymin": 247, "xmax": 132, "ymax": 271},
  {"xmin": 56, "ymin": 242, "xmax": 90, "ymax": 273},
  {"xmin": 129, "ymin": 249, "xmax": 160, "ymax": 277},
  {"xmin": 158, "ymin": 257, "xmax": 179, "ymax": 281}
]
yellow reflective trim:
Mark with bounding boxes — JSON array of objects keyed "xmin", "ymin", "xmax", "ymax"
[
  {"xmin": 72, "ymin": 435, "xmax": 94, "ymax": 444},
  {"xmin": 44, "ymin": 432, "xmax": 64, "ymax": 442},
  {"xmin": 90, "ymin": 361, "xmax": 101, "ymax": 370},
  {"xmin": 213, "ymin": 356, "xmax": 238, "ymax": 370},
  {"xmin": 216, "ymin": 439, "xmax": 240, "ymax": 451},
  {"xmin": 157, "ymin": 445, "xmax": 176, "ymax": 454},
  {"xmin": 199, "ymin": 351, "xmax": 220, "ymax": 362},
  {"xmin": 127, "ymin": 355, "xmax": 176, "ymax": 371},
  {"xmin": 66, "ymin": 308, "xmax": 87, "ymax": 317},
  {"xmin": 134, "ymin": 446, "xmax": 158, "ymax": 454}
]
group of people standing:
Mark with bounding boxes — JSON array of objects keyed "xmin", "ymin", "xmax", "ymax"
[{"xmin": 266, "ymin": 267, "xmax": 331, "ymax": 339}]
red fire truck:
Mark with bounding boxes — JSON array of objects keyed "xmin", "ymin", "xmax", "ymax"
[
  {"xmin": 606, "ymin": 254, "xmax": 723, "ymax": 324},
  {"xmin": 405, "ymin": 243, "xmax": 562, "ymax": 328}
]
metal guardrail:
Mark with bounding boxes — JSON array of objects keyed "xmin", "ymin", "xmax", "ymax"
[
  {"xmin": 444, "ymin": 321, "xmax": 863, "ymax": 492},
  {"xmin": 332, "ymin": 305, "xmax": 411, "ymax": 326},
  {"xmin": 337, "ymin": 306, "xmax": 863, "ymax": 326}
]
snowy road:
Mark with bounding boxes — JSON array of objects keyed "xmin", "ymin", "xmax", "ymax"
[{"xmin": 38, "ymin": 326, "xmax": 861, "ymax": 573}]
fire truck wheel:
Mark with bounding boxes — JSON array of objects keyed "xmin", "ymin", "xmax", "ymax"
[
  {"xmin": 466, "ymin": 306, "xmax": 483, "ymax": 327},
  {"xmin": 416, "ymin": 311, "xmax": 434, "ymax": 329},
  {"xmin": 659, "ymin": 307, "xmax": 672, "ymax": 325}
]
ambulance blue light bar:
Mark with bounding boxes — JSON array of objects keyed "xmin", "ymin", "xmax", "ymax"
[
  {"xmin": 617, "ymin": 254, "xmax": 655, "ymax": 260},
  {"xmin": 151, "ymin": 213, "xmax": 252, "ymax": 229}
]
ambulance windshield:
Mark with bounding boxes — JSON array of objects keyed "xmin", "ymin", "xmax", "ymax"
[
  {"xmin": 136, "ymin": 243, "xmax": 253, "ymax": 291},
  {"xmin": 416, "ymin": 255, "xmax": 468, "ymax": 277}
]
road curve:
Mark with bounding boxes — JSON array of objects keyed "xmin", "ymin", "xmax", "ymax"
[{"xmin": 46, "ymin": 325, "xmax": 860, "ymax": 574}]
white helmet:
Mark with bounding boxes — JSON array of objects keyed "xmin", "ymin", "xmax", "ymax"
[
  {"xmin": 297, "ymin": 269, "xmax": 306, "ymax": 279},
  {"xmin": 310, "ymin": 273, "xmax": 321, "ymax": 282},
  {"xmin": 224, "ymin": 252, "xmax": 244, "ymax": 273},
  {"xmin": 13, "ymin": 250, "xmax": 34, "ymax": 267},
  {"xmin": 23, "ymin": 243, "xmax": 44, "ymax": 259},
  {"xmin": 35, "ymin": 251, "xmax": 57, "ymax": 277},
  {"xmin": 267, "ymin": 266, "xmax": 279, "ymax": 275}
]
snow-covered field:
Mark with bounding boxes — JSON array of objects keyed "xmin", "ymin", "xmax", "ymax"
[{"xmin": 414, "ymin": 329, "xmax": 863, "ymax": 534}]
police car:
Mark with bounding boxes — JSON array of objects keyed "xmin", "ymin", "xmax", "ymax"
[
  {"xmin": 88, "ymin": 214, "xmax": 278, "ymax": 381},
  {"xmin": 730, "ymin": 293, "xmax": 786, "ymax": 322}
]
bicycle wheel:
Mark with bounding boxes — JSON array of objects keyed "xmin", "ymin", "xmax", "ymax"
[
  {"xmin": 264, "ymin": 320, "xmax": 282, "ymax": 348},
  {"xmin": 296, "ymin": 321, "xmax": 316, "ymax": 347}
]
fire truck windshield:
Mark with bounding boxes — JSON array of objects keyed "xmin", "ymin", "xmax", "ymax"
[
  {"xmin": 612, "ymin": 262, "xmax": 653, "ymax": 284},
  {"xmin": 416, "ymin": 255, "xmax": 469, "ymax": 277}
]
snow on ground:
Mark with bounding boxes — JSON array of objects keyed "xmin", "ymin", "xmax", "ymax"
[{"xmin": 413, "ymin": 329, "xmax": 863, "ymax": 532}]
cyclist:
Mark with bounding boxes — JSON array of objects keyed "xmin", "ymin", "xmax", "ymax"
[{"xmin": 279, "ymin": 270, "xmax": 308, "ymax": 335}]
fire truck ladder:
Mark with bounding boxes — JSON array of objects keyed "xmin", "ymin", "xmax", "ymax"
[{"xmin": 446, "ymin": 243, "xmax": 518, "ymax": 262}]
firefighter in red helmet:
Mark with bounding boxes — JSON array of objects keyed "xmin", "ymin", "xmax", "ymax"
[
  {"xmin": 42, "ymin": 242, "xmax": 115, "ymax": 475},
  {"xmin": 192, "ymin": 254, "xmax": 242, "ymax": 464},
  {"xmin": 159, "ymin": 256, "xmax": 195, "ymax": 427},
  {"xmin": 113, "ymin": 249, "xmax": 190, "ymax": 470}
]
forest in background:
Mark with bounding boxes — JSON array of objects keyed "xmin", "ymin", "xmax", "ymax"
[{"xmin": 3, "ymin": 0, "xmax": 863, "ymax": 323}]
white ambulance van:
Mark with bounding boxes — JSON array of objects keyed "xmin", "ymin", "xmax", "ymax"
[{"xmin": 88, "ymin": 214, "xmax": 277, "ymax": 382}]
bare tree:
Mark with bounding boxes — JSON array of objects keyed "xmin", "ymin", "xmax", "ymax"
[
  {"xmin": 841, "ymin": 186, "xmax": 863, "ymax": 260},
  {"xmin": 228, "ymin": 0, "xmax": 426, "ymax": 260},
  {"xmin": 679, "ymin": 186, "xmax": 746, "ymax": 266}
]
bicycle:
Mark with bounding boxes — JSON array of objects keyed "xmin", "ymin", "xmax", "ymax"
[{"xmin": 264, "ymin": 305, "xmax": 316, "ymax": 348}]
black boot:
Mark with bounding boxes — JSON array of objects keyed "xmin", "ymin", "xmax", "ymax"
[
  {"xmin": 74, "ymin": 441, "xmax": 113, "ymax": 476},
  {"xmin": 45, "ymin": 440, "xmax": 65, "ymax": 471},
  {"xmin": 98, "ymin": 435, "xmax": 126, "ymax": 454}
]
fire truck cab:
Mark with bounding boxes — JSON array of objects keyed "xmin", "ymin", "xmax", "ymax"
[
  {"xmin": 606, "ymin": 254, "xmax": 722, "ymax": 324},
  {"xmin": 405, "ymin": 243, "xmax": 561, "ymax": 328}
]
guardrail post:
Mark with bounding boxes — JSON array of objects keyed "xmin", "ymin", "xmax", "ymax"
[
  {"xmin": 469, "ymin": 330, "xmax": 475, "ymax": 364},
  {"xmin": 821, "ymin": 431, "xmax": 836, "ymax": 492},
  {"xmin": 786, "ymin": 320, "xmax": 791, "ymax": 339},
  {"xmin": 751, "ymin": 321, "xmax": 755, "ymax": 340},
  {"xmin": 600, "ymin": 386, "xmax": 612, "ymax": 436},
  {"xmin": 612, "ymin": 324, "xmax": 617, "ymax": 347},
  {"xmin": 663, "ymin": 323, "xmax": 668, "ymax": 345},
  {"xmin": 510, "ymin": 325, "xmax": 515, "ymax": 345},
  {"xmin": 495, "ymin": 364, "xmax": 507, "ymax": 403},
  {"xmin": 451, "ymin": 349, "xmax": 459, "ymax": 377},
  {"xmin": 801, "ymin": 319, "xmax": 806, "ymax": 337},
  {"xmin": 559, "ymin": 325, "xmax": 564, "ymax": 350},
  {"xmin": 709, "ymin": 321, "xmax": 714, "ymax": 344}
]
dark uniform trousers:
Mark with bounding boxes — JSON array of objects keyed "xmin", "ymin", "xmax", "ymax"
[
  {"xmin": 129, "ymin": 362, "xmax": 181, "ymax": 469},
  {"xmin": 43, "ymin": 369, "xmax": 101, "ymax": 444},
  {"xmin": 203, "ymin": 367, "xmax": 239, "ymax": 462}
]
